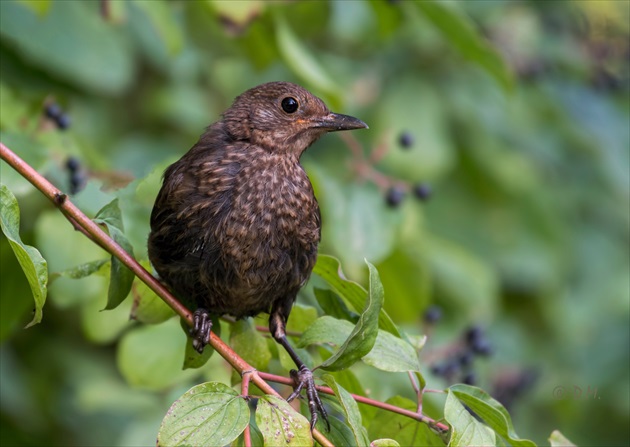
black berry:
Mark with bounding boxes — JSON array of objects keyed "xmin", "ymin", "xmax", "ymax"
[
  {"xmin": 413, "ymin": 183, "xmax": 432, "ymax": 201},
  {"xmin": 465, "ymin": 326, "xmax": 484, "ymax": 346},
  {"xmin": 385, "ymin": 186, "xmax": 405, "ymax": 207},
  {"xmin": 398, "ymin": 132, "xmax": 414, "ymax": 149},
  {"xmin": 442, "ymin": 360, "xmax": 459, "ymax": 378},
  {"xmin": 430, "ymin": 363, "xmax": 447, "ymax": 377},
  {"xmin": 56, "ymin": 113, "xmax": 71, "ymax": 130},
  {"xmin": 458, "ymin": 351, "xmax": 474, "ymax": 367},
  {"xmin": 66, "ymin": 156, "xmax": 80, "ymax": 172},
  {"xmin": 471, "ymin": 338, "xmax": 494, "ymax": 357},
  {"xmin": 69, "ymin": 173, "xmax": 86, "ymax": 195},
  {"xmin": 423, "ymin": 305, "xmax": 442, "ymax": 323},
  {"xmin": 462, "ymin": 372, "xmax": 477, "ymax": 385},
  {"xmin": 44, "ymin": 103, "xmax": 62, "ymax": 120}
]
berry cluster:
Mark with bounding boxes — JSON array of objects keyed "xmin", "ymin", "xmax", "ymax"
[
  {"xmin": 423, "ymin": 310, "xmax": 538, "ymax": 410},
  {"xmin": 384, "ymin": 132, "xmax": 432, "ymax": 208},
  {"xmin": 426, "ymin": 317, "xmax": 494, "ymax": 386},
  {"xmin": 44, "ymin": 102, "xmax": 71, "ymax": 130},
  {"xmin": 339, "ymin": 130, "xmax": 433, "ymax": 208},
  {"xmin": 65, "ymin": 156, "xmax": 86, "ymax": 195}
]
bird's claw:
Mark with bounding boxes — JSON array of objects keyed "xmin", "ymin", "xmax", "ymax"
[
  {"xmin": 190, "ymin": 308, "xmax": 212, "ymax": 354},
  {"xmin": 287, "ymin": 366, "xmax": 329, "ymax": 432}
]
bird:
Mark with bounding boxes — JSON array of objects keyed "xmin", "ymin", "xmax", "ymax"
[{"xmin": 148, "ymin": 81, "xmax": 368, "ymax": 429}]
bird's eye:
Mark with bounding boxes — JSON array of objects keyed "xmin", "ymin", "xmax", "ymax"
[{"xmin": 281, "ymin": 97, "xmax": 299, "ymax": 114}]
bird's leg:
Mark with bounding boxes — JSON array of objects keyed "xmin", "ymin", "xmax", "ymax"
[
  {"xmin": 270, "ymin": 307, "xmax": 329, "ymax": 431},
  {"xmin": 190, "ymin": 308, "xmax": 212, "ymax": 353}
]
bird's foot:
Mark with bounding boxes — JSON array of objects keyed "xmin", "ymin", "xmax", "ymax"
[
  {"xmin": 287, "ymin": 365, "xmax": 329, "ymax": 431},
  {"xmin": 190, "ymin": 308, "xmax": 212, "ymax": 354}
]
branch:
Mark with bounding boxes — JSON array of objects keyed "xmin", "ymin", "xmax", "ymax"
[
  {"xmin": 0, "ymin": 142, "xmax": 333, "ymax": 447},
  {"xmin": 257, "ymin": 371, "xmax": 450, "ymax": 433}
]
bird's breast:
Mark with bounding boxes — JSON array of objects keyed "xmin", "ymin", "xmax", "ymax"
[{"xmin": 209, "ymin": 150, "xmax": 320, "ymax": 291}]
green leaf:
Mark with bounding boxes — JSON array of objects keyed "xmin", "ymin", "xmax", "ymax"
[
  {"xmin": 80, "ymin": 290, "xmax": 133, "ymax": 344},
  {"xmin": 314, "ymin": 410, "xmax": 359, "ymax": 447},
  {"xmin": 315, "ymin": 260, "xmax": 382, "ymax": 371},
  {"xmin": 117, "ymin": 318, "xmax": 199, "ymax": 390},
  {"xmin": 130, "ymin": 0, "xmax": 184, "ymax": 55},
  {"xmin": 327, "ymin": 369, "xmax": 376, "ymax": 423},
  {"xmin": 183, "ymin": 331, "xmax": 215, "ymax": 371},
  {"xmin": 130, "ymin": 278, "xmax": 176, "ymax": 325},
  {"xmin": 368, "ymin": 396, "xmax": 444, "ymax": 447},
  {"xmin": 285, "ymin": 303, "xmax": 319, "ymax": 333},
  {"xmin": 549, "ymin": 430, "xmax": 577, "ymax": 447},
  {"xmin": 444, "ymin": 391, "xmax": 495, "ymax": 447},
  {"xmin": 94, "ymin": 199, "xmax": 135, "ymax": 310},
  {"xmin": 299, "ymin": 317, "xmax": 420, "ymax": 372},
  {"xmin": 314, "ymin": 287, "xmax": 359, "ymax": 323},
  {"xmin": 362, "ymin": 329, "xmax": 420, "ymax": 372},
  {"xmin": 449, "ymin": 384, "xmax": 536, "ymax": 447},
  {"xmin": 157, "ymin": 382, "xmax": 249, "ymax": 447},
  {"xmin": 0, "ymin": 132, "xmax": 48, "ymax": 195},
  {"xmin": 0, "ymin": 184, "xmax": 47, "ymax": 327},
  {"xmin": 370, "ymin": 440, "xmax": 400, "ymax": 447},
  {"xmin": 0, "ymin": 236, "xmax": 38, "ymax": 341},
  {"xmin": 313, "ymin": 255, "xmax": 401, "ymax": 338},
  {"xmin": 229, "ymin": 318, "xmax": 272, "ymax": 371},
  {"xmin": 16, "ymin": 0, "xmax": 50, "ymax": 16},
  {"xmin": 206, "ymin": 0, "xmax": 265, "ymax": 27},
  {"xmin": 49, "ymin": 259, "xmax": 109, "ymax": 282},
  {"xmin": 274, "ymin": 12, "xmax": 341, "ymax": 102},
  {"xmin": 414, "ymin": 2, "xmax": 513, "ymax": 92},
  {"xmin": 255, "ymin": 395, "xmax": 313, "ymax": 447},
  {"xmin": 0, "ymin": 1, "xmax": 134, "ymax": 94},
  {"xmin": 322, "ymin": 375, "xmax": 369, "ymax": 446}
]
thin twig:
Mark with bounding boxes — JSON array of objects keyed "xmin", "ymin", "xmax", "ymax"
[
  {"xmin": 408, "ymin": 371, "xmax": 424, "ymax": 413},
  {"xmin": 241, "ymin": 370, "xmax": 254, "ymax": 447},
  {"xmin": 257, "ymin": 371, "xmax": 450, "ymax": 433}
]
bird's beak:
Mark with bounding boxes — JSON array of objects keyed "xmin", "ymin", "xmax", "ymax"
[{"xmin": 312, "ymin": 112, "xmax": 369, "ymax": 132}]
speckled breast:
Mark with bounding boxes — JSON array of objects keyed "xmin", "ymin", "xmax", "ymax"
[{"xmin": 210, "ymin": 150, "xmax": 321, "ymax": 315}]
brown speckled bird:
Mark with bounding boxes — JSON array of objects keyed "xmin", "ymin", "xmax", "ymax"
[{"xmin": 148, "ymin": 81, "xmax": 367, "ymax": 428}]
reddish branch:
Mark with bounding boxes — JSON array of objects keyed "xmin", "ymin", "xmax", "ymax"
[{"xmin": 0, "ymin": 142, "xmax": 449, "ymax": 442}]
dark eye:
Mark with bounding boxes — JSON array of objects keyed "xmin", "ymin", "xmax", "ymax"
[{"xmin": 281, "ymin": 97, "xmax": 299, "ymax": 114}]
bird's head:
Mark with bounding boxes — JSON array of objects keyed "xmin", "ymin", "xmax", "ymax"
[{"xmin": 222, "ymin": 82, "xmax": 368, "ymax": 155}]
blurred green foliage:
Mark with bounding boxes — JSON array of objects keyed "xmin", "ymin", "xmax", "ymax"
[{"xmin": 1, "ymin": 0, "xmax": 628, "ymax": 446}]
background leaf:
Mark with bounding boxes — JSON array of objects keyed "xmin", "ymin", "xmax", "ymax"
[
  {"xmin": 0, "ymin": 184, "xmax": 47, "ymax": 327},
  {"xmin": 117, "ymin": 318, "xmax": 200, "ymax": 391},
  {"xmin": 414, "ymin": 1, "xmax": 513, "ymax": 91},
  {"xmin": 0, "ymin": 1, "xmax": 134, "ymax": 94}
]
